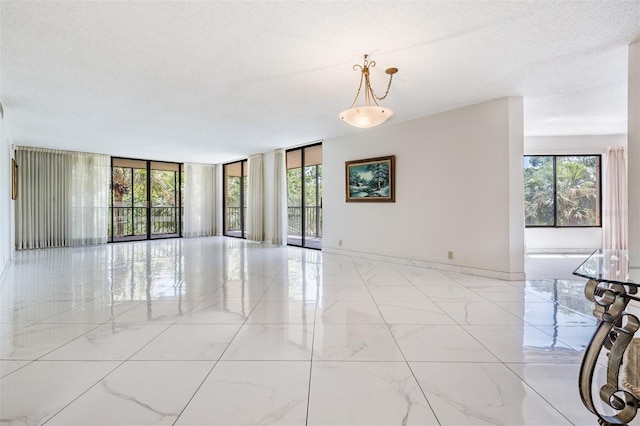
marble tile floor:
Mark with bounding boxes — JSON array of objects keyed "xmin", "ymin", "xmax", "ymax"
[{"xmin": 0, "ymin": 238, "xmax": 632, "ymax": 425}]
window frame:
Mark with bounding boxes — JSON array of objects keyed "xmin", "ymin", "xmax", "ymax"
[
  {"xmin": 109, "ymin": 157, "xmax": 183, "ymax": 242},
  {"xmin": 524, "ymin": 154, "xmax": 602, "ymax": 228},
  {"xmin": 223, "ymin": 159, "xmax": 248, "ymax": 239},
  {"xmin": 286, "ymin": 142, "xmax": 323, "ymax": 250}
]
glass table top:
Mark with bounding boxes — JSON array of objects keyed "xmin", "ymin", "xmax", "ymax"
[{"xmin": 573, "ymin": 249, "xmax": 640, "ymax": 287}]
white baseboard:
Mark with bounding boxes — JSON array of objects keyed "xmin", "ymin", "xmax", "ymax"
[
  {"xmin": 525, "ymin": 248, "xmax": 597, "ymax": 255},
  {"xmin": 322, "ymin": 247, "xmax": 525, "ymax": 281}
]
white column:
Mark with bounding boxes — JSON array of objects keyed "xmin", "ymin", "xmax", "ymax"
[
  {"xmin": 508, "ymin": 97, "xmax": 525, "ymax": 278},
  {"xmin": 629, "ymin": 40, "xmax": 640, "ymax": 250}
]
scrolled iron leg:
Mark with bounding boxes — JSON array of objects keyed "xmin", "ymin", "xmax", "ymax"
[{"xmin": 579, "ymin": 280, "xmax": 640, "ymax": 425}]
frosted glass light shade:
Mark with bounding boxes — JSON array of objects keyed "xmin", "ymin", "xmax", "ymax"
[{"xmin": 339, "ymin": 105, "xmax": 394, "ymax": 129}]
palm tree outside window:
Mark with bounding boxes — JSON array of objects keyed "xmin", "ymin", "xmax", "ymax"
[{"xmin": 524, "ymin": 155, "xmax": 601, "ymax": 227}]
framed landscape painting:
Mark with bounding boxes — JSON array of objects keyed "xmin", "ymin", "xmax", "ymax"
[{"xmin": 345, "ymin": 155, "xmax": 395, "ymax": 202}]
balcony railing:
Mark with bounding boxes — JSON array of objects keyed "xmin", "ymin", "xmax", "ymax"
[
  {"xmin": 110, "ymin": 206, "xmax": 179, "ymax": 237},
  {"xmin": 288, "ymin": 206, "xmax": 322, "ymax": 237},
  {"xmin": 226, "ymin": 206, "xmax": 246, "ymax": 231},
  {"xmin": 224, "ymin": 206, "xmax": 322, "ymax": 238}
]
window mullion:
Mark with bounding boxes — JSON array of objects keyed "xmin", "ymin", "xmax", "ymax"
[{"xmin": 553, "ymin": 156, "xmax": 558, "ymax": 228}]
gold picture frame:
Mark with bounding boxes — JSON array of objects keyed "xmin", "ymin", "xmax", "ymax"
[
  {"xmin": 11, "ymin": 158, "xmax": 18, "ymax": 200},
  {"xmin": 345, "ymin": 155, "xmax": 395, "ymax": 202}
]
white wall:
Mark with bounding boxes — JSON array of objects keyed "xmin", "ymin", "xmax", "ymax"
[
  {"xmin": 0, "ymin": 106, "xmax": 14, "ymax": 276},
  {"xmin": 323, "ymin": 97, "xmax": 525, "ymax": 280},
  {"xmin": 524, "ymin": 134, "xmax": 626, "ymax": 252}
]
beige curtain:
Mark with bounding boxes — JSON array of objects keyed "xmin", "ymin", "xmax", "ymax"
[
  {"xmin": 603, "ymin": 146, "xmax": 628, "ymax": 249},
  {"xmin": 15, "ymin": 146, "xmax": 110, "ymax": 249},
  {"xmin": 69, "ymin": 151, "xmax": 110, "ymax": 246},
  {"xmin": 272, "ymin": 149, "xmax": 287, "ymax": 245},
  {"xmin": 184, "ymin": 163, "xmax": 216, "ymax": 238},
  {"xmin": 246, "ymin": 153, "xmax": 263, "ymax": 241}
]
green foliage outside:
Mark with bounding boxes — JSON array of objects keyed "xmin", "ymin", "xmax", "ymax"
[
  {"xmin": 524, "ymin": 156, "xmax": 599, "ymax": 226},
  {"xmin": 287, "ymin": 165, "xmax": 322, "ymax": 207},
  {"xmin": 110, "ymin": 167, "xmax": 182, "ymax": 237},
  {"xmin": 112, "ymin": 167, "xmax": 179, "ymax": 207},
  {"xmin": 287, "ymin": 165, "xmax": 322, "ymax": 238},
  {"xmin": 226, "ymin": 176, "xmax": 242, "ymax": 208},
  {"xmin": 225, "ymin": 175, "xmax": 245, "ymax": 232}
]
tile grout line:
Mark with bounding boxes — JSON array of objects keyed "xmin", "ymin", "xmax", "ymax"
[
  {"xmin": 1, "ymin": 238, "xmax": 599, "ymax": 425},
  {"xmin": 304, "ymin": 252, "xmax": 320, "ymax": 426},
  {"xmin": 172, "ymin": 240, "xmax": 287, "ymax": 425},
  {"xmin": 39, "ymin": 306, "xmax": 180, "ymax": 424},
  {"xmin": 450, "ymin": 295, "xmax": 584, "ymax": 425},
  {"xmin": 357, "ymin": 257, "xmax": 444, "ymax": 426},
  {"xmin": 40, "ymin": 359, "xmax": 128, "ymax": 425}
]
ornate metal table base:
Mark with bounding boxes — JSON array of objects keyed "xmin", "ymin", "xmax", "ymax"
[{"xmin": 580, "ymin": 279, "xmax": 640, "ymax": 425}]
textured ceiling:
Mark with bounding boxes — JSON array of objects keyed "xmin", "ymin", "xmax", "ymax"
[{"xmin": 1, "ymin": 1, "xmax": 639, "ymax": 164}]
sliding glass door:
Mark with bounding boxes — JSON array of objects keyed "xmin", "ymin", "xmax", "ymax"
[
  {"xmin": 111, "ymin": 159, "xmax": 147, "ymax": 241},
  {"xmin": 149, "ymin": 162, "xmax": 182, "ymax": 238},
  {"xmin": 110, "ymin": 158, "xmax": 183, "ymax": 242},
  {"xmin": 287, "ymin": 143, "xmax": 322, "ymax": 249},
  {"xmin": 224, "ymin": 160, "xmax": 247, "ymax": 238}
]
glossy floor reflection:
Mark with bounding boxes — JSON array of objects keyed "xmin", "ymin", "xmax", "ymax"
[{"xmin": 0, "ymin": 238, "xmax": 628, "ymax": 425}]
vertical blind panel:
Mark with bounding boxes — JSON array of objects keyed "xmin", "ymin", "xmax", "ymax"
[
  {"xmin": 15, "ymin": 147, "xmax": 109, "ymax": 249},
  {"xmin": 16, "ymin": 150, "xmax": 70, "ymax": 249}
]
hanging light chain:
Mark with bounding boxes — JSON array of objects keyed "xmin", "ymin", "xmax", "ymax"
[
  {"xmin": 346, "ymin": 54, "xmax": 398, "ymax": 108},
  {"xmin": 370, "ymin": 72, "xmax": 395, "ymax": 102}
]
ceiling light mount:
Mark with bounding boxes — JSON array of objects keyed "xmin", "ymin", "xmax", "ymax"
[{"xmin": 340, "ymin": 54, "xmax": 398, "ymax": 129}]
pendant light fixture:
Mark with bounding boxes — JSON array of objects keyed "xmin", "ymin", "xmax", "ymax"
[{"xmin": 339, "ymin": 54, "xmax": 398, "ymax": 129}]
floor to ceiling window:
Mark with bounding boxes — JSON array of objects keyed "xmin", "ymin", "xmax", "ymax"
[
  {"xmin": 224, "ymin": 160, "xmax": 248, "ymax": 238},
  {"xmin": 287, "ymin": 143, "xmax": 322, "ymax": 249},
  {"xmin": 110, "ymin": 158, "xmax": 183, "ymax": 242}
]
